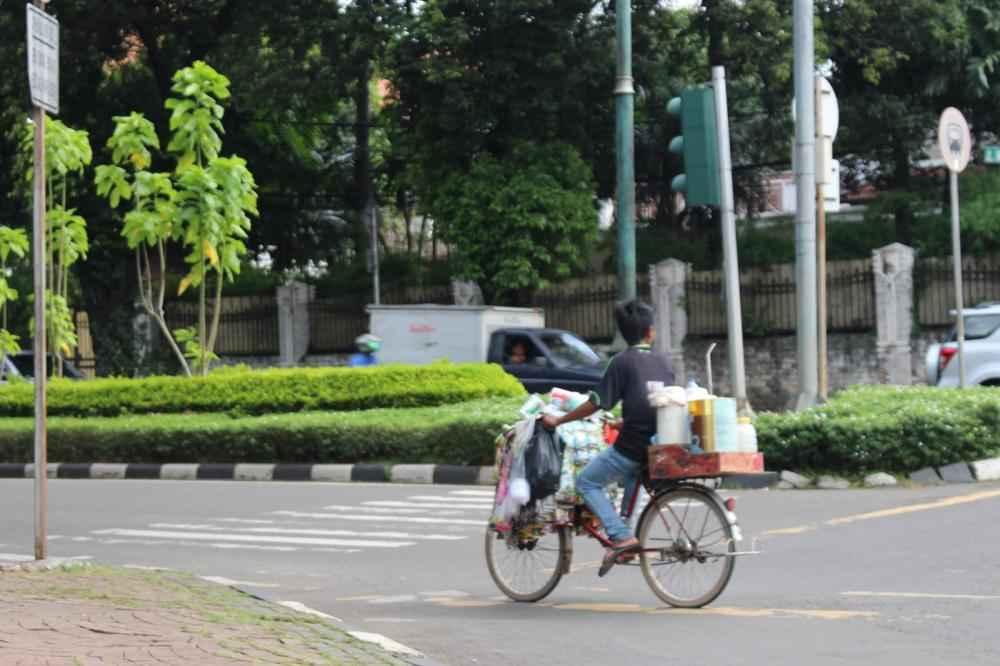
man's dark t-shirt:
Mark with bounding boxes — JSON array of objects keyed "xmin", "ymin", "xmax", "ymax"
[{"xmin": 589, "ymin": 345, "xmax": 675, "ymax": 463}]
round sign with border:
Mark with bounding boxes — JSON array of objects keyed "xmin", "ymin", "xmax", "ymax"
[{"xmin": 938, "ymin": 107, "xmax": 972, "ymax": 173}]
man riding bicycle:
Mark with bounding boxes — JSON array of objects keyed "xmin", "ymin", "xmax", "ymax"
[{"xmin": 542, "ymin": 300, "xmax": 675, "ymax": 576}]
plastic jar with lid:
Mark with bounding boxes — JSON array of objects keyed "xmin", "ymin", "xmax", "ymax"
[{"xmin": 736, "ymin": 417, "xmax": 758, "ymax": 453}]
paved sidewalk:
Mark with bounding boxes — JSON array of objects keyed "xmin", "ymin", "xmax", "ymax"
[{"xmin": 0, "ymin": 563, "xmax": 413, "ymax": 665}]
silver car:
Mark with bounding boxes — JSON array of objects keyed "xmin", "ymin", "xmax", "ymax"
[{"xmin": 925, "ymin": 303, "xmax": 1000, "ymax": 387}]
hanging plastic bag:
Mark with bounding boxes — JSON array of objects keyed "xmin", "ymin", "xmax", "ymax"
[
  {"xmin": 524, "ymin": 421, "xmax": 564, "ymax": 502},
  {"xmin": 493, "ymin": 418, "xmax": 536, "ymax": 523}
]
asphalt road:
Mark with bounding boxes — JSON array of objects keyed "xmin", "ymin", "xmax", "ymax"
[{"xmin": 2, "ymin": 478, "xmax": 999, "ymax": 665}]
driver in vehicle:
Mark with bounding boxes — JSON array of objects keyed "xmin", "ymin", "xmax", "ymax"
[{"xmin": 542, "ymin": 300, "xmax": 675, "ymax": 576}]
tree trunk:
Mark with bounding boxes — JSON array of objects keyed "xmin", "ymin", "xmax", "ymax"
[
  {"xmin": 353, "ymin": 58, "xmax": 372, "ymax": 265},
  {"xmin": 892, "ymin": 135, "xmax": 913, "ymax": 245}
]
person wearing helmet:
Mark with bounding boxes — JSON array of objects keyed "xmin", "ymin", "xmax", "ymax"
[{"xmin": 349, "ymin": 333, "xmax": 382, "ymax": 367}]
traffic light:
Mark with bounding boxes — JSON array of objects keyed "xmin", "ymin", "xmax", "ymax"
[{"xmin": 667, "ymin": 87, "xmax": 721, "ymax": 207}]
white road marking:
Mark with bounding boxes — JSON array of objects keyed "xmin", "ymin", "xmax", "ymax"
[
  {"xmin": 278, "ymin": 600, "xmax": 342, "ymax": 622},
  {"xmin": 348, "ymin": 631, "xmax": 423, "ymax": 657},
  {"xmin": 201, "ymin": 576, "xmax": 281, "ymax": 588},
  {"xmin": 322, "ymin": 505, "xmax": 465, "ymax": 516},
  {"xmin": 272, "ymin": 510, "xmax": 483, "ymax": 526},
  {"xmin": 419, "ymin": 590, "xmax": 470, "ymax": 598},
  {"xmin": 369, "ymin": 595, "xmax": 419, "ymax": 604},
  {"xmin": 47, "ymin": 535, "xmax": 65, "ymax": 541},
  {"xmin": 0, "ymin": 553, "xmax": 35, "ymax": 562},
  {"xmin": 149, "ymin": 523, "xmax": 466, "ymax": 541},
  {"xmin": 844, "ymin": 591, "xmax": 1000, "ymax": 601},
  {"xmin": 408, "ymin": 495, "xmax": 495, "ymax": 504},
  {"xmin": 123, "ymin": 564, "xmax": 174, "ymax": 572},
  {"xmin": 71, "ymin": 537, "xmax": 94, "ymax": 542},
  {"xmin": 99, "ymin": 537, "xmax": 300, "ymax": 552},
  {"xmin": 91, "ymin": 528, "xmax": 416, "ymax": 549},
  {"xmin": 448, "ymin": 490, "xmax": 496, "ymax": 497},
  {"xmin": 365, "ymin": 500, "xmax": 493, "ymax": 510},
  {"xmin": 216, "ymin": 518, "xmax": 275, "ymax": 524},
  {"xmin": 311, "ymin": 547, "xmax": 363, "ymax": 554}
]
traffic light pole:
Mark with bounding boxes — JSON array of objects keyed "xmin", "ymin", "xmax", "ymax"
[
  {"xmin": 614, "ymin": 0, "xmax": 636, "ymax": 302},
  {"xmin": 710, "ymin": 67, "xmax": 749, "ymax": 415},
  {"xmin": 793, "ymin": 0, "xmax": 818, "ymax": 409}
]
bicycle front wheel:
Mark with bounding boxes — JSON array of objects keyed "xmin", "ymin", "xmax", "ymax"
[
  {"xmin": 485, "ymin": 515, "xmax": 567, "ymax": 602},
  {"xmin": 638, "ymin": 487, "xmax": 735, "ymax": 608}
]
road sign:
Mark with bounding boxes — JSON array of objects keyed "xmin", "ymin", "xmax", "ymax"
[
  {"xmin": 984, "ymin": 145, "xmax": 1000, "ymax": 165},
  {"xmin": 26, "ymin": 3, "xmax": 59, "ymax": 114},
  {"xmin": 938, "ymin": 107, "xmax": 971, "ymax": 173}
]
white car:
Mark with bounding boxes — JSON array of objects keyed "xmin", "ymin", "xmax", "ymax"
[{"xmin": 925, "ymin": 303, "xmax": 1000, "ymax": 387}]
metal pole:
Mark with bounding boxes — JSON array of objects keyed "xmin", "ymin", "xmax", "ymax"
[
  {"xmin": 710, "ymin": 66, "xmax": 749, "ymax": 415},
  {"xmin": 370, "ymin": 197, "xmax": 380, "ymax": 306},
  {"xmin": 950, "ymin": 170, "xmax": 966, "ymax": 388},
  {"xmin": 816, "ymin": 77, "xmax": 828, "ymax": 401},
  {"xmin": 817, "ymin": 183, "xmax": 828, "ymax": 400},
  {"xmin": 615, "ymin": 0, "xmax": 636, "ymax": 302},
  {"xmin": 793, "ymin": 0, "xmax": 818, "ymax": 409},
  {"xmin": 32, "ymin": 102, "xmax": 48, "ymax": 561}
]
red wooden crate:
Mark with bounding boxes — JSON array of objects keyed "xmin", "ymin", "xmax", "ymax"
[{"xmin": 648, "ymin": 445, "xmax": 764, "ymax": 479}]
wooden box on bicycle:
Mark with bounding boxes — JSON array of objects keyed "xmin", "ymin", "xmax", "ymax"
[{"xmin": 648, "ymin": 444, "xmax": 764, "ymax": 479}]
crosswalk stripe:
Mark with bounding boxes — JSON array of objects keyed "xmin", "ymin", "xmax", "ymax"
[
  {"xmin": 365, "ymin": 501, "xmax": 493, "ymax": 511},
  {"xmin": 149, "ymin": 523, "xmax": 466, "ymax": 541},
  {"xmin": 272, "ymin": 510, "xmax": 483, "ymax": 526},
  {"xmin": 448, "ymin": 490, "xmax": 497, "ymax": 497},
  {"xmin": 323, "ymin": 505, "xmax": 466, "ymax": 516},
  {"xmin": 407, "ymin": 495, "xmax": 495, "ymax": 504},
  {"xmin": 91, "ymin": 528, "xmax": 416, "ymax": 549},
  {"xmin": 98, "ymin": 537, "xmax": 299, "ymax": 551}
]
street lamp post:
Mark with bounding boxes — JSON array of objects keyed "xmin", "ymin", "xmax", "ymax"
[{"xmin": 615, "ymin": 0, "xmax": 636, "ymax": 303}]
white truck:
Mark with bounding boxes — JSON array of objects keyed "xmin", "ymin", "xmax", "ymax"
[{"xmin": 367, "ymin": 304, "xmax": 606, "ymax": 394}]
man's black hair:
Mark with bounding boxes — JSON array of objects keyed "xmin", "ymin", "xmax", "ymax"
[{"xmin": 614, "ymin": 300, "xmax": 654, "ymax": 345}]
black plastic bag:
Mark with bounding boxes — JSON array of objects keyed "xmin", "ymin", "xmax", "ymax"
[{"xmin": 524, "ymin": 421, "xmax": 564, "ymax": 502}]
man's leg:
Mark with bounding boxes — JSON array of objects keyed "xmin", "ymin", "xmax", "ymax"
[{"xmin": 577, "ymin": 447, "xmax": 641, "ymax": 544}]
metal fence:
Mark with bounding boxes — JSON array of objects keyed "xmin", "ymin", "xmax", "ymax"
[
  {"xmin": 164, "ymin": 295, "xmax": 280, "ymax": 355},
  {"xmin": 308, "ymin": 282, "xmax": 454, "ymax": 353},
  {"xmin": 531, "ymin": 275, "xmax": 651, "ymax": 343},
  {"xmin": 915, "ymin": 255, "xmax": 1000, "ymax": 328}
]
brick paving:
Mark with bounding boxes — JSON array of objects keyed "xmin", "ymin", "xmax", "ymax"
[{"xmin": 0, "ymin": 563, "xmax": 410, "ymax": 665}]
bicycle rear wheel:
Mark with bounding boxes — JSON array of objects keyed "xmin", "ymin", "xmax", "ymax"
[
  {"xmin": 637, "ymin": 487, "xmax": 735, "ymax": 608},
  {"xmin": 485, "ymin": 509, "xmax": 567, "ymax": 602}
]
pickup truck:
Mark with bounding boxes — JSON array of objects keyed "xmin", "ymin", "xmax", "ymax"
[{"xmin": 368, "ymin": 305, "xmax": 606, "ymax": 394}]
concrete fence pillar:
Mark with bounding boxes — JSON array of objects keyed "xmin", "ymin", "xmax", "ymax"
[
  {"xmin": 872, "ymin": 243, "xmax": 915, "ymax": 385},
  {"xmin": 277, "ymin": 281, "xmax": 314, "ymax": 366},
  {"xmin": 650, "ymin": 258, "xmax": 688, "ymax": 382}
]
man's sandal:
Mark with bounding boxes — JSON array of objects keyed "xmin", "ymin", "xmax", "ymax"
[{"xmin": 598, "ymin": 539, "xmax": 640, "ymax": 577}]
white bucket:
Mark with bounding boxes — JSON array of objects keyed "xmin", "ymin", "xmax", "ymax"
[{"xmin": 656, "ymin": 404, "xmax": 690, "ymax": 445}]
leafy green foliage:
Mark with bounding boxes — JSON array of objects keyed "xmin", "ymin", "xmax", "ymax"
[
  {"xmin": 0, "ymin": 363, "xmax": 525, "ymax": 418},
  {"xmin": 173, "ymin": 326, "xmax": 219, "ymax": 374},
  {"xmin": 0, "ymin": 396, "xmax": 525, "ymax": 466},
  {"xmin": 757, "ymin": 385, "xmax": 1000, "ymax": 473},
  {"xmin": 426, "ymin": 143, "xmax": 598, "ymax": 303}
]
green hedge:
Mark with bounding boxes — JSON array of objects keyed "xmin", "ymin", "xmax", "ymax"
[
  {"xmin": 0, "ymin": 363, "xmax": 526, "ymax": 418},
  {"xmin": 0, "ymin": 397, "xmax": 525, "ymax": 466},
  {"xmin": 756, "ymin": 385, "xmax": 1000, "ymax": 473},
  {"xmin": 2, "ymin": 385, "xmax": 994, "ymax": 471}
]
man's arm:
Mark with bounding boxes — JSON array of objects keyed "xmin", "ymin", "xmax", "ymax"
[{"xmin": 541, "ymin": 399, "xmax": 598, "ymax": 430}]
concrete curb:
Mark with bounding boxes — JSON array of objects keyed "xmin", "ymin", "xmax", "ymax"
[{"xmin": 0, "ymin": 461, "xmax": 784, "ymax": 490}]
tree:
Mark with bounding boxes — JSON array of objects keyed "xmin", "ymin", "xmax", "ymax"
[
  {"xmin": 822, "ymin": 0, "xmax": 970, "ymax": 243},
  {"xmin": 425, "ymin": 142, "xmax": 597, "ymax": 304},
  {"xmin": 96, "ymin": 62, "xmax": 258, "ymax": 376},
  {"xmin": 0, "ymin": 226, "xmax": 28, "ymax": 369}
]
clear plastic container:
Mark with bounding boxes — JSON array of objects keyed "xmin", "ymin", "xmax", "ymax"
[{"xmin": 736, "ymin": 417, "xmax": 758, "ymax": 453}]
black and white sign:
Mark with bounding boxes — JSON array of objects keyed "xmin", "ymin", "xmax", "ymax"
[
  {"xmin": 26, "ymin": 4, "xmax": 59, "ymax": 114},
  {"xmin": 938, "ymin": 107, "xmax": 971, "ymax": 174}
]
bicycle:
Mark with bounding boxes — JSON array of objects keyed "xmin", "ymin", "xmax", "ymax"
[{"xmin": 485, "ymin": 430, "xmax": 761, "ymax": 608}]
